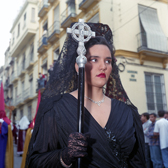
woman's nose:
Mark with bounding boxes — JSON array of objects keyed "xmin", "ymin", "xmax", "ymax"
[{"xmin": 99, "ymin": 60, "xmax": 107, "ymax": 70}]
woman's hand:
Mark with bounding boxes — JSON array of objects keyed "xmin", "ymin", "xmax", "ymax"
[{"xmin": 61, "ymin": 132, "xmax": 89, "ymax": 165}]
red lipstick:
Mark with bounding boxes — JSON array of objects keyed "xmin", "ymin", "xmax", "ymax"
[{"xmin": 96, "ymin": 73, "xmax": 106, "ymax": 78}]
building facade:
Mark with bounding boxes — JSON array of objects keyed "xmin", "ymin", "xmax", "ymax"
[
  {"xmin": 9, "ymin": 0, "xmax": 39, "ymax": 122},
  {"xmin": 2, "ymin": 0, "xmax": 168, "ymax": 122},
  {"xmin": 111, "ymin": 0, "xmax": 168, "ymax": 114},
  {"xmin": 37, "ymin": 0, "xmax": 168, "ymax": 114}
]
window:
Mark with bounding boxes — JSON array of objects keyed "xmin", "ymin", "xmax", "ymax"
[
  {"xmin": 41, "ymin": 58, "xmax": 47, "ymax": 74},
  {"xmin": 30, "ymin": 44, "xmax": 34, "ymax": 62},
  {"xmin": 31, "ymin": 8, "xmax": 35, "ymax": 22},
  {"xmin": 29, "ymin": 75, "xmax": 33, "ymax": 96},
  {"xmin": 22, "ymin": 81, "xmax": 24, "ymax": 94},
  {"xmin": 28, "ymin": 105, "xmax": 32, "ymax": 121},
  {"xmin": 145, "ymin": 73, "xmax": 167, "ymax": 113},
  {"xmin": 67, "ymin": 0, "xmax": 76, "ymax": 17},
  {"xmin": 138, "ymin": 5, "xmax": 168, "ymax": 52},
  {"xmin": 20, "ymin": 109, "xmax": 23, "ymax": 119},
  {"xmin": 12, "ymin": 32, "xmax": 15, "ymax": 45},
  {"xmin": 22, "ymin": 53, "xmax": 26, "ymax": 70},
  {"xmin": 54, "ymin": 48, "xmax": 59, "ymax": 61},
  {"xmin": 23, "ymin": 13, "xmax": 26, "ymax": 28},
  {"xmin": 88, "ymin": 13, "xmax": 99, "ymax": 23},
  {"xmin": 15, "ymin": 87, "xmax": 17, "ymax": 99},
  {"xmin": 54, "ymin": 5, "xmax": 60, "ymax": 30},
  {"xmin": 17, "ymin": 23, "xmax": 20, "ymax": 37},
  {"xmin": 43, "ymin": 20, "xmax": 48, "ymax": 31}
]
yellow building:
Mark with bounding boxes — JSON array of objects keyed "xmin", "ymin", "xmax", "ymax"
[{"xmin": 37, "ymin": 0, "xmax": 168, "ymax": 114}]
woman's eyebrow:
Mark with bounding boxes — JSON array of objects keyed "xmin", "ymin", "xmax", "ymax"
[
  {"xmin": 106, "ymin": 57, "xmax": 112, "ymax": 60},
  {"xmin": 88, "ymin": 56, "xmax": 112, "ymax": 59},
  {"xmin": 88, "ymin": 56, "xmax": 100, "ymax": 58}
]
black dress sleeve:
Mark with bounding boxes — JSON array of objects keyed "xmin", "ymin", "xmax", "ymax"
[
  {"xmin": 27, "ymin": 108, "xmax": 64, "ymax": 168},
  {"xmin": 128, "ymin": 107, "xmax": 146, "ymax": 168}
]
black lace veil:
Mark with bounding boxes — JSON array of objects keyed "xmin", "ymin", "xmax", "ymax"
[{"xmin": 42, "ymin": 22, "xmax": 131, "ymax": 105}]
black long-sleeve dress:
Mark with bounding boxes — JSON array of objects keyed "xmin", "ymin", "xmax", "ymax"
[{"xmin": 26, "ymin": 93, "xmax": 145, "ymax": 168}]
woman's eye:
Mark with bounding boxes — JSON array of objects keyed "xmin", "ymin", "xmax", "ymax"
[
  {"xmin": 105, "ymin": 60, "xmax": 111, "ymax": 64},
  {"xmin": 91, "ymin": 59, "xmax": 97, "ymax": 62}
]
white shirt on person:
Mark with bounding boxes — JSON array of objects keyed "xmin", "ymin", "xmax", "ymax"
[
  {"xmin": 142, "ymin": 120, "xmax": 152, "ymax": 143},
  {"xmin": 154, "ymin": 118, "xmax": 168, "ymax": 149}
]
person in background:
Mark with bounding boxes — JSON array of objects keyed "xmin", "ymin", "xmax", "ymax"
[
  {"xmin": 164, "ymin": 111, "xmax": 168, "ymax": 120},
  {"xmin": 141, "ymin": 112, "xmax": 152, "ymax": 168},
  {"xmin": 38, "ymin": 73, "xmax": 45, "ymax": 89},
  {"xmin": 147, "ymin": 113, "xmax": 163, "ymax": 168},
  {"xmin": 154, "ymin": 110, "xmax": 168, "ymax": 168}
]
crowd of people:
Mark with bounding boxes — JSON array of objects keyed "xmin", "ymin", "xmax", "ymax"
[{"xmin": 141, "ymin": 110, "xmax": 168, "ymax": 168}]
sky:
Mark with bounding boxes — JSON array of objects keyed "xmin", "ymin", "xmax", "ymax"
[{"xmin": 0, "ymin": 0, "xmax": 25, "ymax": 67}]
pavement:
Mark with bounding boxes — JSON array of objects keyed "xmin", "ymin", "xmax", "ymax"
[{"xmin": 14, "ymin": 144, "xmax": 22, "ymax": 168}]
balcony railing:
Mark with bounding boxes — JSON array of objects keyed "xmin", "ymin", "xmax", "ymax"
[
  {"xmin": 5, "ymin": 99, "xmax": 14, "ymax": 106},
  {"xmin": 4, "ymin": 81, "xmax": 9, "ymax": 91},
  {"xmin": 137, "ymin": 32, "xmax": 168, "ymax": 54},
  {"xmin": 79, "ymin": 0, "xmax": 96, "ymax": 9},
  {"xmin": 48, "ymin": 21, "xmax": 60, "ymax": 43},
  {"xmin": 26, "ymin": 54, "xmax": 34, "ymax": 69},
  {"xmin": 38, "ymin": 35, "xmax": 48, "ymax": 54},
  {"xmin": 10, "ymin": 57, "xmax": 14, "ymax": 65},
  {"xmin": 38, "ymin": 0, "xmax": 49, "ymax": 18},
  {"xmin": 36, "ymin": 78, "xmax": 47, "ymax": 93},
  {"xmin": 61, "ymin": 3, "xmax": 76, "ymax": 28},
  {"xmin": 23, "ymin": 88, "xmax": 33, "ymax": 102},
  {"xmin": 16, "ymin": 94, "xmax": 23, "ymax": 106},
  {"xmin": 11, "ymin": 71, "xmax": 19, "ymax": 83},
  {"xmin": 18, "ymin": 63, "xmax": 26, "ymax": 77},
  {"xmin": 48, "ymin": 0, "xmax": 56, "ymax": 3}
]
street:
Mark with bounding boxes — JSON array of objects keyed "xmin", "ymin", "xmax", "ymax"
[{"xmin": 14, "ymin": 144, "xmax": 22, "ymax": 168}]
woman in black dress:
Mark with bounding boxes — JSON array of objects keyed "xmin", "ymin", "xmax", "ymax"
[{"xmin": 25, "ymin": 23, "xmax": 145, "ymax": 168}]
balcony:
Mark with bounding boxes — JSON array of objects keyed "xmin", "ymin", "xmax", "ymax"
[
  {"xmin": 11, "ymin": 71, "xmax": 19, "ymax": 83},
  {"xmin": 38, "ymin": 35, "xmax": 48, "ymax": 54},
  {"xmin": 16, "ymin": 94, "xmax": 24, "ymax": 107},
  {"xmin": 8, "ymin": 77, "xmax": 13, "ymax": 87},
  {"xmin": 26, "ymin": 54, "xmax": 34, "ymax": 70},
  {"xmin": 10, "ymin": 27, "xmax": 37, "ymax": 58},
  {"xmin": 9, "ymin": 57, "xmax": 14, "ymax": 65},
  {"xmin": 36, "ymin": 78, "xmax": 47, "ymax": 93},
  {"xmin": 48, "ymin": 0, "xmax": 57, "ymax": 3},
  {"xmin": 5, "ymin": 63, "xmax": 10, "ymax": 70},
  {"xmin": 4, "ymin": 81, "xmax": 9, "ymax": 91},
  {"xmin": 23, "ymin": 88, "xmax": 34, "ymax": 103},
  {"xmin": 38, "ymin": 0, "xmax": 49, "ymax": 18},
  {"xmin": 18, "ymin": 63, "xmax": 26, "ymax": 77},
  {"xmin": 79, "ymin": 0, "xmax": 99, "ymax": 10},
  {"xmin": 61, "ymin": 4, "xmax": 76, "ymax": 28},
  {"xmin": 48, "ymin": 21, "xmax": 60, "ymax": 44},
  {"xmin": 5, "ymin": 98, "xmax": 14, "ymax": 107},
  {"xmin": 137, "ymin": 32, "xmax": 168, "ymax": 57}
]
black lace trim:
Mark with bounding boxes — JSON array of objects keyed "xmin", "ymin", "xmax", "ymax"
[{"xmin": 105, "ymin": 128, "xmax": 129, "ymax": 168}]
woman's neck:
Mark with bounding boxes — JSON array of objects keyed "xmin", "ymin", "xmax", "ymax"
[{"xmin": 84, "ymin": 84, "xmax": 104, "ymax": 101}]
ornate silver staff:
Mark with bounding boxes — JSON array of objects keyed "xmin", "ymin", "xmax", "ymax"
[{"xmin": 67, "ymin": 19, "xmax": 95, "ymax": 168}]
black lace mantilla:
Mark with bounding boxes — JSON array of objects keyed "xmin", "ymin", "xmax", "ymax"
[
  {"xmin": 41, "ymin": 22, "xmax": 134, "ymax": 108},
  {"xmin": 105, "ymin": 128, "xmax": 129, "ymax": 168}
]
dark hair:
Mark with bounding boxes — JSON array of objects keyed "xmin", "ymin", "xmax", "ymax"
[
  {"xmin": 142, "ymin": 112, "xmax": 149, "ymax": 120},
  {"xmin": 85, "ymin": 36, "xmax": 115, "ymax": 65},
  {"xmin": 158, "ymin": 110, "xmax": 165, "ymax": 117},
  {"xmin": 150, "ymin": 113, "xmax": 157, "ymax": 117},
  {"xmin": 165, "ymin": 111, "xmax": 168, "ymax": 114}
]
